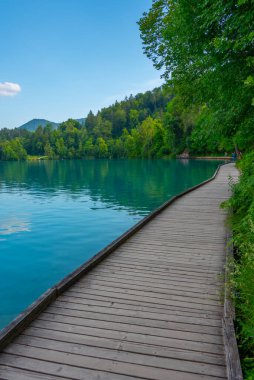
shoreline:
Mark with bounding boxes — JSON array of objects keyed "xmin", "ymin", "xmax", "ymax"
[{"xmin": 177, "ymin": 156, "xmax": 231, "ymax": 160}]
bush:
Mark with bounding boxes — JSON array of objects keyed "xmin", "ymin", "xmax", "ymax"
[{"xmin": 223, "ymin": 152, "xmax": 254, "ymax": 378}]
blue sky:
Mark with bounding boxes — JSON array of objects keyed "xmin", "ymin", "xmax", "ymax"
[{"xmin": 0, "ymin": 0, "xmax": 162, "ymax": 128}]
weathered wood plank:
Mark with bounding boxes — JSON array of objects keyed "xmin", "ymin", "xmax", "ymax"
[
  {"xmin": 23, "ymin": 326, "xmax": 226, "ymax": 365},
  {"xmin": 0, "ymin": 366, "xmax": 59, "ymax": 380},
  {"xmin": 79, "ymin": 272, "xmax": 221, "ymax": 294},
  {"xmin": 45, "ymin": 305, "xmax": 222, "ymax": 335},
  {"xmin": 0, "ymin": 350, "xmax": 226, "ymax": 380},
  {"xmin": 71, "ymin": 281, "xmax": 221, "ymax": 304},
  {"xmin": 14, "ymin": 336, "xmax": 227, "ymax": 377},
  {"xmin": 62, "ymin": 291, "xmax": 223, "ymax": 316},
  {"xmin": 76, "ymin": 277, "xmax": 221, "ymax": 299},
  {"xmin": 37, "ymin": 312, "xmax": 224, "ymax": 345},
  {"xmin": 59, "ymin": 295, "xmax": 222, "ymax": 319},
  {"xmin": 65, "ymin": 287, "xmax": 223, "ymax": 312},
  {"xmin": 30, "ymin": 319, "xmax": 224, "ymax": 354},
  {"xmin": 53, "ymin": 299, "xmax": 223, "ymax": 326},
  {"xmin": 0, "ymin": 354, "xmax": 139, "ymax": 380}
]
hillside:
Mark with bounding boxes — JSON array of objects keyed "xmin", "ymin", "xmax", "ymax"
[
  {"xmin": 0, "ymin": 87, "xmax": 175, "ymax": 159},
  {"xmin": 18, "ymin": 118, "xmax": 86, "ymax": 132},
  {"xmin": 18, "ymin": 119, "xmax": 59, "ymax": 131}
]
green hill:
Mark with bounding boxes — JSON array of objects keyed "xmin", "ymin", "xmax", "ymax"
[
  {"xmin": 18, "ymin": 119, "xmax": 59, "ymax": 131},
  {"xmin": 18, "ymin": 118, "xmax": 86, "ymax": 132}
]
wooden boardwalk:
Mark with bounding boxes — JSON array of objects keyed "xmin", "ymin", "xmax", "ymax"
[{"xmin": 0, "ymin": 163, "xmax": 239, "ymax": 380}]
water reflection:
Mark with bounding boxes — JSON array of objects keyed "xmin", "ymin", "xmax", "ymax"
[
  {"xmin": 0, "ymin": 216, "xmax": 30, "ymax": 236},
  {"xmin": 0, "ymin": 159, "xmax": 222, "ymax": 214}
]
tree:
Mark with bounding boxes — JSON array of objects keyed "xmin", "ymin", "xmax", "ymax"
[
  {"xmin": 0, "ymin": 138, "xmax": 27, "ymax": 160},
  {"xmin": 85, "ymin": 111, "xmax": 97, "ymax": 131},
  {"xmin": 95, "ymin": 137, "xmax": 109, "ymax": 158},
  {"xmin": 138, "ymin": 0, "xmax": 254, "ymax": 151},
  {"xmin": 55, "ymin": 137, "xmax": 67, "ymax": 158},
  {"xmin": 112, "ymin": 109, "xmax": 126, "ymax": 137},
  {"xmin": 44, "ymin": 142, "xmax": 55, "ymax": 159}
]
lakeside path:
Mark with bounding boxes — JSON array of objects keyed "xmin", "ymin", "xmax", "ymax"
[{"xmin": 0, "ymin": 163, "xmax": 239, "ymax": 380}]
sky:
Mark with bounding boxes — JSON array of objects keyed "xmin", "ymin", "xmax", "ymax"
[{"xmin": 0, "ymin": 0, "xmax": 163, "ymax": 129}]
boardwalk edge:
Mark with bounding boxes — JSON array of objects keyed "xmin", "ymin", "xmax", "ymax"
[{"xmin": 223, "ymin": 229, "xmax": 243, "ymax": 380}]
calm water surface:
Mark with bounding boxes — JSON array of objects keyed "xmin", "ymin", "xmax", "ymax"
[{"xmin": 0, "ymin": 159, "xmax": 223, "ymax": 329}]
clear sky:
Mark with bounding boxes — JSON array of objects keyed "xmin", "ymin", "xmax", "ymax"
[{"xmin": 0, "ymin": 0, "xmax": 162, "ymax": 129}]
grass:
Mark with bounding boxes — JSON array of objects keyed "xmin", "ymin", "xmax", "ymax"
[{"xmin": 27, "ymin": 155, "xmax": 49, "ymax": 160}]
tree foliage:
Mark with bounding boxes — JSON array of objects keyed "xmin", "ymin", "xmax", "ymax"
[{"xmin": 139, "ymin": 0, "xmax": 254, "ymax": 151}]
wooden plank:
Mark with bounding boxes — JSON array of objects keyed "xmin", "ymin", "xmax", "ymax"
[
  {"xmin": 30, "ymin": 319, "xmax": 224, "ymax": 354},
  {"xmin": 0, "ymin": 354, "xmax": 138, "ymax": 380},
  {"xmin": 90, "ymin": 267, "xmax": 222, "ymax": 287},
  {"xmin": 14, "ymin": 335, "xmax": 227, "ymax": 378},
  {"xmin": 58, "ymin": 294, "xmax": 222, "ymax": 320},
  {"xmin": 115, "ymin": 245, "xmax": 225, "ymax": 257},
  {"xmin": 73, "ymin": 282, "xmax": 221, "ymax": 305},
  {"xmin": 65, "ymin": 288, "xmax": 223, "ymax": 312},
  {"xmin": 77, "ymin": 277, "xmax": 221, "ymax": 299},
  {"xmin": 79, "ymin": 272, "xmax": 221, "ymax": 294},
  {"xmin": 98, "ymin": 262, "xmax": 221, "ymax": 280},
  {"xmin": 62, "ymin": 291, "xmax": 223, "ymax": 316},
  {"xmin": 37, "ymin": 312, "xmax": 224, "ymax": 345},
  {"xmin": 108, "ymin": 248, "xmax": 225, "ymax": 262},
  {"xmin": 23, "ymin": 326, "xmax": 226, "ymax": 366},
  {"xmin": 0, "ymin": 349, "xmax": 226, "ymax": 380},
  {"xmin": 46, "ymin": 305, "xmax": 222, "ymax": 335},
  {"xmin": 53, "ymin": 299, "xmax": 222, "ymax": 326},
  {"xmin": 125, "ymin": 240, "xmax": 226, "ymax": 250},
  {"xmin": 0, "ymin": 366, "xmax": 59, "ymax": 380},
  {"xmin": 109, "ymin": 255, "xmax": 224, "ymax": 269},
  {"xmin": 104, "ymin": 256, "xmax": 223, "ymax": 273}
]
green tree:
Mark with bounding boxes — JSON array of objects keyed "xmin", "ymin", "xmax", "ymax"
[
  {"xmin": 95, "ymin": 137, "xmax": 109, "ymax": 158},
  {"xmin": 55, "ymin": 137, "xmax": 67, "ymax": 158},
  {"xmin": 139, "ymin": 0, "xmax": 254, "ymax": 151},
  {"xmin": 44, "ymin": 142, "xmax": 55, "ymax": 159},
  {"xmin": 0, "ymin": 138, "xmax": 27, "ymax": 160}
]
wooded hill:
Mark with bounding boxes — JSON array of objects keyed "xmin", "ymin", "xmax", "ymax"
[
  {"xmin": 0, "ymin": 83, "xmax": 244, "ymax": 160},
  {"xmin": 0, "ymin": 87, "xmax": 172, "ymax": 160}
]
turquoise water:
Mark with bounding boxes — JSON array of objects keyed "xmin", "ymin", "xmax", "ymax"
[{"xmin": 0, "ymin": 159, "xmax": 223, "ymax": 329}]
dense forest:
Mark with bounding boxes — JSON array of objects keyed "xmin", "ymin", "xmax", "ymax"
[
  {"xmin": 0, "ymin": 74, "xmax": 248, "ymax": 161},
  {"xmin": 0, "ymin": 88, "xmax": 175, "ymax": 160},
  {"xmin": 138, "ymin": 0, "xmax": 254, "ymax": 377}
]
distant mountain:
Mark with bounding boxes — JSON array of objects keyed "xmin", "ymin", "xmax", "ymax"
[
  {"xmin": 18, "ymin": 118, "xmax": 86, "ymax": 132},
  {"xmin": 18, "ymin": 119, "xmax": 59, "ymax": 131}
]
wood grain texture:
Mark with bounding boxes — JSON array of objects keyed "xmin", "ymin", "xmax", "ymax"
[{"xmin": 0, "ymin": 163, "xmax": 241, "ymax": 379}]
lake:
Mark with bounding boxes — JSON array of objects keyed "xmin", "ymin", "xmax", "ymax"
[{"xmin": 0, "ymin": 159, "xmax": 224, "ymax": 329}]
